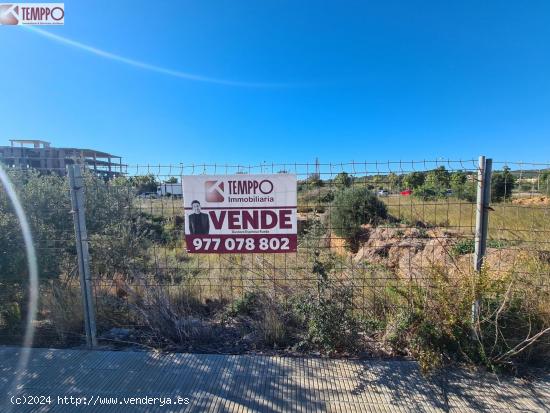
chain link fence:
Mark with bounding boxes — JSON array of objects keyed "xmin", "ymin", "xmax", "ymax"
[{"xmin": 1, "ymin": 158, "xmax": 549, "ymax": 367}]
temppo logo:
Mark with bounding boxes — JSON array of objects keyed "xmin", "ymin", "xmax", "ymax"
[
  {"xmin": 0, "ymin": 3, "xmax": 64, "ymax": 25},
  {"xmin": 205, "ymin": 180, "xmax": 225, "ymax": 202},
  {"xmin": 0, "ymin": 4, "xmax": 18, "ymax": 24}
]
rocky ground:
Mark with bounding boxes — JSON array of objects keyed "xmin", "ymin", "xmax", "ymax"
[{"xmin": 329, "ymin": 224, "xmax": 530, "ymax": 280}]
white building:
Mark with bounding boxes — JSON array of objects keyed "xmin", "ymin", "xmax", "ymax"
[{"xmin": 157, "ymin": 182, "xmax": 183, "ymax": 197}]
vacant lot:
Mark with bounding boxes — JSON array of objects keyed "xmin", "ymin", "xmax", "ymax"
[
  {"xmin": 2, "ymin": 173, "xmax": 549, "ymax": 372},
  {"xmin": 384, "ymin": 195, "xmax": 550, "ymax": 247}
]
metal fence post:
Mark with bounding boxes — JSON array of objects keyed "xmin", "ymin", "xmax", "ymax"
[
  {"xmin": 472, "ymin": 156, "xmax": 492, "ymax": 326},
  {"xmin": 68, "ymin": 164, "xmax": 97, "ymax": 348}
]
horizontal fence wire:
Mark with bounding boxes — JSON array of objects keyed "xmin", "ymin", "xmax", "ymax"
[{"xmin": 0, "ymin": 159, "xmax": 549, "ymax": 353}]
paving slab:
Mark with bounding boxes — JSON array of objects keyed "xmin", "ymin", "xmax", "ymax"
[{"xmin": 0, "ymin": 346, "xmax": 548, "ymax": 412}]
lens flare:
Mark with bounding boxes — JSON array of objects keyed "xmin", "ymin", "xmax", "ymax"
[{"xmin": 0, "ymin": 165, "xmax": 39, "ymax": 413}]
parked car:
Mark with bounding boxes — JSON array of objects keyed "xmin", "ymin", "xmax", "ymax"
[
  {"xmin": 400, "ymin": 189, "xmax": 413, "ymax": 196},
  {"xmin": 377, "ymin": 189, "xmax": 389, "ymax": 196}
]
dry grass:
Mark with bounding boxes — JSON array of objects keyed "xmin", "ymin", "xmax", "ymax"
[
  {"xmin": 40, "ymin": 281, "xmax": 84, "ymax": 344},
  {"xmin": 137, "ymin": 197, "xmax": 183, "ymax": 219},
  {"xmin": 384, "ymin": 195, "xmax": 550, "ymax": 247}
]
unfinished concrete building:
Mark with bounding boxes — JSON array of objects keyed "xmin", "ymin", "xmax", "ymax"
[{"xmin": 0, "ymin": 139, "xmax": 125, "ymax": 178}]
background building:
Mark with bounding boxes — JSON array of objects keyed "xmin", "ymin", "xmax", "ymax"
[{"xmin": 0, "ymin": 139, "xmax": 125, "ymax": 178}]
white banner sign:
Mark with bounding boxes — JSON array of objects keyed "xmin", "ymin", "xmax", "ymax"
[{"xmin": 182, "ymin": 174, "xmax": 297, "ymax": 253}]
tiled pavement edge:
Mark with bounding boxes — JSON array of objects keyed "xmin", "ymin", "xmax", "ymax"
[{"xmin": 0, "ymin": 346, "xmax": 548, "ymax": 412}]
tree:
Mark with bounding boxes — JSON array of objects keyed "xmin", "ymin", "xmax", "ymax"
[
  {"xmin": 425, "ymin": 166, "xmax": 450, "ymax": 189},
  {"xmin": 305, "ymin": 174, "xmax": 324, "ymax": 188},
  {"xmin": 412, "ymin": 185, "xmax": 444, "ymax": 201},
  {"xmin": 165, "ymin": 177, "xmax": 178, "ymax": 184},
  {"xmin": 450, "ymin": 171, "xmax": 476, "ymax": 202},
  {"xmin": 387, "ymin": 173, "xmax": 400, "ymax": 192},
  {"xmin": 408, "ymin": 168, "xmax": 476, "ymax": 202},
  {"xmin": 540, "ymin": 170, "xmax": 550, "ymax": 195},
  {"xmin": 491, "ymin": 166, "xmax": 515, "ymax": 202},
  {"xmin": 333, "ymin": 172, "xmax": 352, "ymax": 189},
  {"xmin": 129, "ymin": 174, "xmax": 159, "ymax": 194},
  {"xmin": 330, "ymin": 187, "xmax": 388, "ymax": 251},
  {"xmin": 402, "ymin": 172, "xmax": 426, "ymax": 189}
]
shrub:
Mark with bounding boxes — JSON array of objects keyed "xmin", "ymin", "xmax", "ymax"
[
  {"xmin": 0, "ymin": 170, "xmax": 73, "ymax": 281},
  {"xmin": 0, "ymin": 168, "xmax": 160, "ymax": 342},
  {"xmin": 293, "ymin": 254, "xmax": 360, "ymax": 353},
  {"xmin": 297, "ymin": 187, "xmax": 333, "ymax": 213},
  {"xmin": 384, "ymin": 260, "xmax": 550, "ymax": 373},
  {"xmin": 320, "ymin": 190, "xmax": 335, "ymax": 203},
  {"xmin": 294, "ymin": 286, "xmax": 359, "ymax": 353},
  {"xmin": 0, "ymin": 300, "xmax": 22, "ymax": 335},
  {"xmin": 330, "ymin": 187, "xmax": 388, "ymax": 251},
  {"xmin": 412, "ymin": 184, "xmax": 446, "ymax": 201},
  {"xmin": 229, "ymin": 291, "xmax": 260, "ymax": 316},
  {"xmin": 333, "ymin": 172, "xmax": 352, "ymax": 189},
  {"xmin": 42, "ymin": 281, "xmax": 84, "ymax": 344},
  {"xmin": 127, "ymin": 280, "xmax": 211, "ymax": 346},
  {"xmin": 452, "ymin": 239, "xmax": 475, "ymax": 256},
  {"xmin": 304, "ymin": 174, "xmax": 324, "ymax": 188},
  {"xmin": 254, "ymin": 297, "xmax": 296, "ymax": 348},
  {"xmin": 227, "ymin": 290, "xmax": 297, "ymax": 348},
  {"xmin": 258, "ymin": 305, "xmax": 289, "ymax": 347}
]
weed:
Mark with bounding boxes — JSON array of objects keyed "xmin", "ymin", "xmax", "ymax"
[
  {"xmin": 452, "ymin": 239, "xmax": 475, "ymax": 256},
  {"xmin": 292, "ymin": 254, "xmax": 360, "ymax": 353},
  {"xmin": 228, "ymin": 291, "xmax": 260, "ymax": 317}
]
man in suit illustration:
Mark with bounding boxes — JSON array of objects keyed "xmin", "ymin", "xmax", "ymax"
[{"xmin": 188, "ymin": 200, "xmax": 210, "ymax": 234}]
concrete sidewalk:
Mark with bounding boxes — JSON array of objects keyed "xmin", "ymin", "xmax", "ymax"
[{"xmin": 1, "ymin": 346, "xmax": 548, "ymax": 412}]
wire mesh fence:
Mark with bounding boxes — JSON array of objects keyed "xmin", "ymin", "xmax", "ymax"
[{"xmin": 0, "ymin": 159, "xmax": 549, "ymax": 363}]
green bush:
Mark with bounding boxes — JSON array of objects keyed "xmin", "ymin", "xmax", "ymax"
[
  {"xmin": 412, "ymin": 184, "xmax": 446, "ymax": 201},
  {"xmin": 452, "ymin": 239, "xmax": 475, "ymax": 256},
  {"xmin": 293, "ymin": 254, "xmax": 359, "ymax": 353},
  {"xmin": 333, "ymin": 172, "xmax": 352, "ymax": 189},
  {"xmin": 330, "ymin": 187, "xmax": 388, "ymax": 251},
  {"xmin": 294, "ymin": 286, "xmax": 359, "ymax": 353},
  {"xmin": 228, "ymin": 291, "xmax": 260, "ymax": 316}
]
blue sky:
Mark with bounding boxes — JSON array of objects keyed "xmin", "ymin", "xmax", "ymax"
[{"xmin": 1, "ymin": 1, "xmax": 549, "ymax": 166}]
